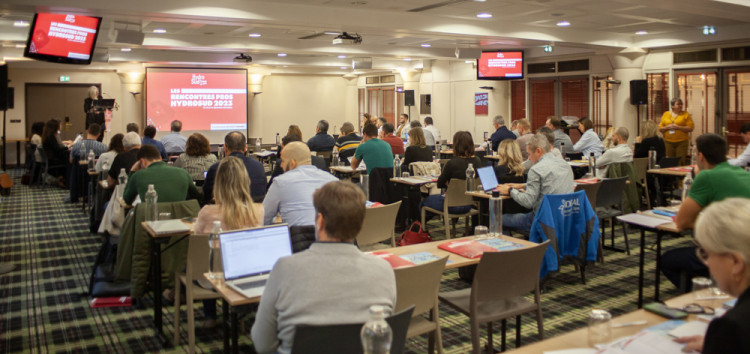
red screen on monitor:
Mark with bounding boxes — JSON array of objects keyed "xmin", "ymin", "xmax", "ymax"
[
  {"xmin": 25, "ymin": 13, "xmax": 101, "ymax": 64},
  {"xmin": 477, "ymin": 51, "xmax": 524, "ymax": 80},
  {"xmin": 146, "ymin": 68, "xmax": 248, "ymax": 132}
]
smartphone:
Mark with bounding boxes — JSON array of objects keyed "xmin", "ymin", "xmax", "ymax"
[{"xmin": 644, "ymin": 303, "xmax": 688, "ymax": 319}]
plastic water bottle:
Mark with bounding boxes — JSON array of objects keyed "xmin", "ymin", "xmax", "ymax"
[
  {"xmin": 332, "ymin": 147, "xmax": 339, "ymax": 167},
  {"xmin": 588, "ymin": 153, "xmax": 596, "ymax": 177},
  {"xmin": 145, "ymin": 184, "xmax": 158, "ymax": 221},
  {"xmin": 360, "ymin": 305, "xmax": 392, "ymax": 354},
  {"xmin": 489, "ymin": 190, "xmax": 502, "ymax": 237},
  {"xmin": 208, "ymin": 221, "xmax": 222, "ymax": 280},
  {"xmin": 681, "ymin": 171, "xmax": 693, "ymax": 202},
  {"xmin": 118, "ymin": 168, "xmax": 128, "ymax": 185},
  {"xmin": 393, "ymin": 155, "xmax": 401, "ymax": 177},
  {"xmin": 87, "ymin": 149, "xmax": 95, "ymax": 171},
  {"xmin": 218, "ymin": 144, "xmax": 225, "ymax": 160},
  {"xmin": 465, "ymin": 163, "xmax": 475, "ymax": 192},
  {"xmin": 256, "ymin": 137, "xmax": 262, "ymax": 152},
  {"xmin": 275, "ymin": 133, "xmax": 280, "ymax": 146},
  {"xmin": 561, "ymin": 142, "xmax": 566, "ymax": 155},
  {"xmin": 648, "ymin": 147, "xmax": 657, "ymax": 169}
]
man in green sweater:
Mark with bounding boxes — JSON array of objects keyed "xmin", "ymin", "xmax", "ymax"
[{"xmin": 122, "ymin": 144, "xmax": 201, "ymax": 205}]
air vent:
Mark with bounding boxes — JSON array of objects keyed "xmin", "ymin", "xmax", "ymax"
[
  {"xmin": 558, "ymin": 59, "xmax": 589, "ymax": 72},
  {"xmin": 528, "ymin": 62, "xmax": 555, "ymax": 74},
  {"xmin": 722, "ymin": 46, "xmax": 750, "ymax": 61},
  {"xmin": 674, "ymin": 49, "xmax": 717, "ymax": 64}
]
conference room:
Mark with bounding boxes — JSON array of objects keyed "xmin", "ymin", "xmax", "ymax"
[{"xmin": 2, "ymin": 0, "xmax": 750, "ymax": 353}]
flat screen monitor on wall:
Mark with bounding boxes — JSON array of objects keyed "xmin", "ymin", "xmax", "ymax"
[
  {"xmin": 23, "ymin": 13, "xmax": 102, "ymax": 65},
  {"xmin": 477, "ymin": 50, "xmax": 524, "ymax": 80},
  {"xmin": 145, "ymin": 68, "xmax": 248, "ymax": 142}
]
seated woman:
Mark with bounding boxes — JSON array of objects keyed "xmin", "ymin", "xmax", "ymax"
[
  {"xmin": 174, "ymin": 133, "xmax": 218, "ymax": 183},
  {"xmin": 95, "ymin": 133, "xmax": 124, "ymax": 173},
  {"xmin": 573, "ymin": 118, "xmax": 604, "ymax": 158},
  {"xmin": 401, "ymin": 127, "xmax": 433, "ymax": 172},
  {"xmin": 634, "ymin": 120, "xmax": 666, "ymax": 162},
  {"xmin": 674, "ymin": 198, "xmax": 750, "ymax": 353},
  {"xmin": 41, "ymin": 118, "xmax": 70, "ymax": 187},
  {"xmin": 494, "ymin": 139, "xmax": 526, "ymax": 184},
  {"xmin": 193, "ymin": 156, "xmax": 264, "ymax": 328},
  {"xmin": 420, "ymin": 131, "xmax": 482, "ymax": 219}
]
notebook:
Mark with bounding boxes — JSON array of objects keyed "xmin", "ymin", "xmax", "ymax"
[
  {"xmin": 476, "ymin": 165, "xmax": 498, "ymax": 192},
  {"xmin": 144, "ymin": 219, "xmax": 191, "ymax": 235},
  {"xmin": 220, "ymin": 224, "xmax": 293, "ymax": 298}
]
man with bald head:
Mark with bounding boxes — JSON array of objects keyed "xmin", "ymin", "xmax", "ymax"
[{"xmin": 263, "ymin": 141, "xmax": 338, "ymax": 226}]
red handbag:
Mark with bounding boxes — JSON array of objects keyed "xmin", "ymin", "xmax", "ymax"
[{"xmin": 397, "ymin": 221, "xmax": 432, "ymax": 246}]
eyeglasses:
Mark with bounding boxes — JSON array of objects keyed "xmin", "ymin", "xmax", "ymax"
[
  {"xmin": 693, "ymin": 240, "xmax": 710, "ymax": 263},
  {"xmin": 680, "ymin": 303, "xmax": 715, "ymax": 315}
]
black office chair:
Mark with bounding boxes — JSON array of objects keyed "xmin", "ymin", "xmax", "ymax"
[
  {"xmin": 291, "ymin": 305, "xmax": 414, "ymax": 354},
  {"xmin": 565, "ymin": 152, "xmax": 583, "ymax": 161},
  {"xmin": 595, "ymin": 177, "xmax": 630, "ymax": 255}
]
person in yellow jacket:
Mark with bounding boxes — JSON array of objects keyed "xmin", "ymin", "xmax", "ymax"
[{"xmin": 658, "ymin": 98, "xmax": 694, "ymax": 165}]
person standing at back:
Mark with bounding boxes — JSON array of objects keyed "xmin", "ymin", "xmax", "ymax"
[
  {"xmin": 351, "ymin": 123, "xmax": 393, "ymax": 174},
  {"xmin": 306, "ymin": 120, "xmax": 336, "ymax": 153},
  {"xmin": 658, "ymin": 98, "xmax": 694, "ymax": 165},
  {"xmin": 160, "ymin": 120, "xmax": 187, "ymax": 154},
  {"xmin": 424, "ymin": 116, "xmax": 441, "ymax": 145}
]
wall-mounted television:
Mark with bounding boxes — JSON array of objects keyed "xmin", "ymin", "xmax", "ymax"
[
  {"xmin": 477, "ymin": 50, "xmax": 524, "ymax": 80},
  {"xmin": 23, "ymin": 13, "xmax": 102, "ymax": 65}
]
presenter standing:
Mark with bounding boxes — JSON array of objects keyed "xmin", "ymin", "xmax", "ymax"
[
  {"xmin": 658, "ymin": 98, "xmax": 694, "ymax": 165},
  {"xmin": 84, "ymin": 86, "xmax": 105, "ymax": 142}
]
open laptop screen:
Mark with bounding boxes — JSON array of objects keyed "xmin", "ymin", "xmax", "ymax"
[
  {"xmin": 220, "ymin": 224, "xmax": 293, "ymax": 280},
  {"xmin": 477, "ymin": 166, "xmax": 498, "ymax": 192}
]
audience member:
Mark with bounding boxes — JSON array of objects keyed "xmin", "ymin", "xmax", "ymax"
[
  {"xmin": 412, "ymin": 120, "xmax": 435, "ymax": 146},
  {"xmin": 287, "ymin": 125, "xmax": 303, "ymax": 140},
  {"xmin": 263, "ymin": 142, "xmax": 338, "ymax": 226},
  {"xmin": 376, "ymin": 117, "xmax": 387, "ymax": 137},
  {"xmin": 41, "ymin": 119, "xmax": 70, "ymax": 186},
  {"xmin": 380, "ymin": 123, "xmax": 404, "ymax": 155},
  {"xmin": 204, "ymin": 131, "xmax": 266, "ymax": 204},
  {"xmin": 662, "ymin": 133, "xmax": 750, "ymax": 291},
  {"xmin": 126, "ymin": 123, "xmax": 140, "ymax": 134},
  {"xmin": 352, "ymin": 123, "xmax": 393, "ymax": 174},
  {"xmin": 29, "ymin": 122, "xmax": 44, "ymax": 166},
  {"xmin": 395, "ymin": 113, "xmax": 409, "ymax": 138},
  {"xmin": 488, "ymin": 114, "xmax": 516, "ymax": 152},
  {"xmin": 306, "ymin": 120, "xmax": 336, "ymax": 152},
  {"xmin": 497, "ymin": 133, "xmax": 575, "ymax": 232},
  {"xmin": 174, "ymin": 133, "xmax": 218, "ymax": 182},
  {"xmin": 595, "ymin": 127, "xmax": 633, "ymax": 178},
  {"xmin": 67, "ymin": 123, "xmax": 107, "ymax": 202},
  {"xmin": 95, "ymin": 133, "xmax": 124, "ymax": 173},
  {"xmin": 107, "ymin": 132, "xmax": 141, "ymax": 187},
  {"xmin": 573, "ymin": 118, "xmax": 604, "ymax": 158},
  {"xmin": 546, "ymin": 116, "xmax": 574, "ymax": 154},
  {"xmin": 424, "ymin": 116, "xmax": 441, "ymax": 145},
  {"xmin": 658, "ymin": 98, "xmax": 694, "ymax": 165},
  {"xmin": 141, "ymin": 125, "xmax": 167, "ymax": 159},
  {"xmin": 401, "ymin": 127, "xmax": 433, "ymax": 171},
  {"xmin": 494, "ymin": 139, "xmax": 525, "ymax": 183},
  {"xmin": 515, "ymin": 119, "xmax": 533, "ymax": 159},
  {"xmin": 161, "ymin": 120, "xmax": 187, "ymax": 154},
  {"xmin": 252, "ymin": 181, "xmax": 396, "ymax": 354},
  {"xmin": 634, "ymin": 120, "xmax": 666, "ymax": 162},
  {"xmin": 361, "ymin": 113, "xmax": 372, "ymax": 129},
  {"xmin": 728, "ymin": 122, "xmax": 750, "ymax": 168},
  {"xmin": 537, "ymin": 127, "xmax": 563, "ymax": 160},
  {"xmin": 122, "ymin": 145, "xmax": 200, "ymax": 204},
  {"xmin": 510, "ymin": 119, "xmax": 520, "ymax": 137},
  {"xmin": 334, "ymin": 122, "xmax": 361, "ymax": 164}
]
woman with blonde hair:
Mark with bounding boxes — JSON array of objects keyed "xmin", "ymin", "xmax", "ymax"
[
  {"xmin": 495, "ymin": 139, "xmax": 525, "ymax": 183},
  {"xmin": 84, "ymin": 85, "xmax": 105, "ymax": 140},
  {"xmin": 634, "ymin": 120, "xmax": 666, "ymax": 162}
]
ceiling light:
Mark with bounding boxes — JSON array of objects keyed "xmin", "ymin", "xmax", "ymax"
[
  {"xmin": 543, "ymin": 45, "xmax": 553, "ymax": 53},
  {"xmin": 338, "ymin": 55, "xmax": 346, "ymax": 59},
  {"xmin": 13, "ymin": 20, "xmax": 29, "ymax": 27},
  {"xmin": 421, "ymin": 43, "xmax": 431, "ymax": 48},
  {"xmin": 556, "ymin": 21, "xmax": 571, "ymax": 27},
  {"xmin": 465, "ymin": 60, "xmax": 475, "ymax": 64},
  {"xmin": 340, "ymin": 66, "xmax": 348, "ymax": 70},
  {"xmin": 248, "ymin": 33, "xmax": 262, "ymax": 38},
  {"xmin": 324, "ymin": 31, "xmax": 341, "ymax": 35},
  {"xmin": 153, "ymin": 28, "xmax": 167, "ymax": 34},
  {"xmin": 702, "ymin": 26, "xmax": 716, "ymax": 35},
  {"xmin": 277, "ymin": 53, "xmax": 287, "ymax": 57},
  {"xmin": 473, "ymin": 0, "xmax": 487, "ymax": 2},
  {"xmin": 121, "ymin": 48, "xmax": 132, "ymax": 52},
  {"xmin": 635, "ymin": 30, "xmax": 648, "ymax": 35},
  {"xmin": 476, "ymin": 12, "xmax": 493, "ymax": 19},
  {"xmin": 403, "ymin": 58, "xmax": 412, "ymax": 61}
]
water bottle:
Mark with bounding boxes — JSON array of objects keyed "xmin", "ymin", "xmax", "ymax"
[
  {"xmin": 681, "ymin": 172, "xmax": 693, "ymax": 202},
  {"xmin": 118, "ymin": 168, "xmax": 128, "ymax": 185},
  {"xmin": 588, "ymin": 153, "xmax": 596, "ymax": 178},
  {"xmin": 489, "ymin": 191, "xmax": 502, "ymax": 237},
  {"xmin": 689, "ymin": 145, "xmax": 696, "ymax": 166},
  {"xmin": 256, "ymin": 137, "xmax": 262, "ymax": 152},
  {"xmin": 145, "ymin": 184, "xmax": 158, "ymax": 221},
  {"xmin": 275, "ymin": 133, "xmax": 280, "ymax": 146},
  {"xmin": 208, "ymin": 221, "xmax": 222, "ymax": 280},
  {"xmin": 393, "ymin": 155, "xmax": 401, "ymax": 177},
  {"xmin": 560, "ymin": 142, "xmax": 566, "ymax": 155},
  {"xmin": 218, "ymin": 144, "xmax": 225, "ymax": 160},
  {"xmin": 87, "ymin": 149, "xmax": 95, "ymax": 171},
  {"xmin": 360, "ymin": 173, "xmax": 370, "ymax": 201},
  {"xmin": 102, "ymin": 159, "xmax": 109, "ymax": 172},
  {"xmin": 648, "ymin": 147, "xmax": 657, "ymax": 169},
  {"xmin": 360, "ymin": 305, "xmax": 392, "ymax": 354},
  {"xmin": 332, "ymin": 147, "xmax": 339, "ymax": 167},
  {"xmin": 465, "ymin": 163, "xmax": 475, "ymax": 192}
]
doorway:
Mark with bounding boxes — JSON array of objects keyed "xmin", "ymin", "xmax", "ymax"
[
  {"xmin": 675, "ymin": 71, "xmax": 717, "ymax": 146},
  {"xmin": 25, "ymin": 83, "xmax": 98, "ymax": 141}
]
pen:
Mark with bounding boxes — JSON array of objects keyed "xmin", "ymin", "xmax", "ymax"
[{"xmin": 612, "ymin": 320, "xmax": 648, "ymax": 328}]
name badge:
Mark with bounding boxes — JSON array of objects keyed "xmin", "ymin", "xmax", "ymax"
[{"xmin": 669, "ymin": 130, "xmax": 675, "ymax": 135}]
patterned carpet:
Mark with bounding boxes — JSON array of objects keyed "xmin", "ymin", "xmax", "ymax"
[{"xmin": 0, "ymin": 168, "xmax": 694, "ymax": 353}]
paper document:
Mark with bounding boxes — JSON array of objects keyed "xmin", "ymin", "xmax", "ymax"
[
  {"xmin": 145, "ymin": 219, "xmax": 191, "ymax": 234},
  {"xmin": 667, "ymin": 321, "xmax": 709, "ymax": 338},
  {"xmin": 617, "ymin": 213, "xmax": 672, "ymax": 228}
]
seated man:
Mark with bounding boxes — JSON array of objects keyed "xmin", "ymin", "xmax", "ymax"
[
  {"xmin": 306, "ymin": 119, "xmax": 336, "ymax": 153},
  {"xmin": 380, "ymin": 122, "xmax": 404, "ymax": 155},
  {"xmin": 546, "ymin": 116, "xmax": 574, "ymax": 154},
  {"xmin": 662, "ymin": 133, "xmax": 750, "ymax": 291},
  {"xmin": 595, "ymin": 126, "xmax": 633, "ymax": 178},
  {"xmin": 497, "ymin": 133, "xmax": 575, "ymax": 232},
  {"xmin": 263, "ymin": 142, "xmax": 338, "ymax": 226},
  {"xmin": 334, "ymin": 122, "xmax": 361, "ymax": 164},
  {"xmin": 160, "ymin": 119, "xmax": 187, "ymax": 154},
  {"xmin": 107, "ymin": 132, "xmax": 142, "ymax": 188},
  {"xmin": 423, "ymin": 116, "xmax": 441, "ymax": 145},
  {"xmin": 251, "ymin": 181, "xmax": 396, "ymax": 354},
  {"xmin": 204, "ymin": 131, "xmax": 266, "ymax": 203},
  {"xmin": 68, "ymin": 123, "xmax": 107, "ymax": 202},
  {"xmin": 412, "ymin": 120, "xmax": 435, "ymax": 147},
  {"xmin": 729, "ymin": 122, "xmax": 750, "ymax": 168},
  {"xmin": 488, "ymin": 115, "xmax": 516, "ymax": 152},
  {"xmin": 141, "ymin": 125, "xmax": 167, "ymax": 160},
  {"xmin": 122, "ymin": 145, "xmax": 201, "ymax": 204},
  {"xmin": 351, "ymin": 123, "xmax": 393, "ymax": 174}
]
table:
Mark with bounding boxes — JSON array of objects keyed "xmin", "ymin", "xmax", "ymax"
[
  {"xmin": 647, "ymin": 166, "xmax": 691, "ymax": 206},
  {"xmin": 1, "ymin": 138, "xmax": 28, "ymax": 170},
  {"xmin": 390, "ymin": 175, "xmax": 438, "ymax": 225},
  {"xmin": 507, "ymin": 291, "xmax": 730, "ymax": 353},
  {"xmin": 330, "ymin": 165, "xmax": 364, "ymax": 179},
  {"xmin": 203, "ymin": 273, "xmax": 260, "ymax": 353}
]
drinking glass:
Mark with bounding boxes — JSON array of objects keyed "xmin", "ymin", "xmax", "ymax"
[
  {"xmin": 588, "ymin": 309, "xmax": 612, "ymax": 347},
  {"xmin": 401, "ymin": 172, "xmax": 410, "ymax": 178},
  {"xmin": 474, "ymin": 225, "xmax": 489, "ymax": 240},
  {"xmin": 692, "ymin": 277, "xmax": 713, "ymax": 301}
]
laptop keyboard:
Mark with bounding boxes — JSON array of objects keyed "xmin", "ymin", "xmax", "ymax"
[{"xmin": 236, "ymin": 279, "xmax": 267, "ymax": 290}]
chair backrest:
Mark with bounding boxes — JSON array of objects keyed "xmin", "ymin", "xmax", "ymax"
[
  {"xmin": 633, "ymin": 157, "xmax": 649, "ymax": 183},
  {"xmin": 317, "ymin": 150, "xmax": 332, "ymax": 159},
  {"xmin": 394, "ymin": 257, "xmax": 448, "ymax": 316},
  {"xmin": 289, "ymin": 225, "xmax": 316, "ymax": 253},
  {"xmin": 444, "ymin": 178, "xmax": 474, "ymax": 208},
  {"xmin": 659, "ymin": 156, "xmax": 682, "ymax": 168},
  {"xmin": 291, "ymin": 305, "xmax": 415, "ymax": 354},
  {"xmin": 356, "ymin": 201, "xmax": 402, "ymax": 248},
  {"xmin": 471, "ymin": 241, "xmax": 549, "ymax": 304},
  {"xmin": 595, "ymin": 176, "xmax": 627, "ymax": 209},
  {"xmin": 566, "ymin": 152, "xmax": 583, "ymax": 161},
  {"xmin": 186, "ymin": 234, "xmax": 211, "ymax": 281},
  {"xmin": 574, "ymin": 181, "xmax": 601, "ymax": 210}
]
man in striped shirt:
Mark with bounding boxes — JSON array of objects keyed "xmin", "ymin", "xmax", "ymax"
[{"xmin": 334, "ymin": 122, "xmax": 361, "ymax": 164}]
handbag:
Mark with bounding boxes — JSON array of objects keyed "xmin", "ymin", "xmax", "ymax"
[{"xmin": 397, "ymin": 221, "xmax": 432, "ymax": 246}]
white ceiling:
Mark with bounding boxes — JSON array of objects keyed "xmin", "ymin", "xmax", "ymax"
[{"xmin": 1, "ymin": 0, "xmax": 750, "ymax": 72}]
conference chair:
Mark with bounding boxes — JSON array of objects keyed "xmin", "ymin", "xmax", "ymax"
[
  {"xmin": 438, "ymin": 241, "xmax": 549, "ymax": 354},
  {"xmin": 595, "ymin": 177, "xmax": 631, "ymax": 255},
  {"xmin": 421, "ymin": 178, "xmax": 479, "ymax": 239},
  {"xmin": 394, "ymin": 257, "xmax": 448, "ymax": 354},
  {"xmin": 290, "ymin": 305, "xmax": 415, "ymax": 354},
  {"xmin": 633, "ymin": 157, "xmax": 651, "ymax": 209},
  {"xmin": 36, "ymin": 146, "xmax": 66, "ymax": 189},
  {"xmin": 173, "ymin": 234, "xmax": 222, "ymax": 353},
  {"xmin": 356, "ymin": 201, "xmax": 402, "ymax": 251},
  {"xmin": 574, "ymin": 180, "xmax": 601, "ymax": 210}
]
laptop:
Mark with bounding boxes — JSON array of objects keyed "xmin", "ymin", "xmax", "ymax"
[
  {"xmin": 220, "ymin": 224, "xmax": 293, "ymax": 298},
  {"xmin": 476, "ymin": 165, "xmax": 499, "ymax": 192}
]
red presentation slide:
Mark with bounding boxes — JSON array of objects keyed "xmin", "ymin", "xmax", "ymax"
[
  {"xmin": 146, "ymin": 69, "xmax": 248, "ymax": 131},
  {"xmin": 29, "ymin": 13, "xmax": 100, "ymax": 60},
  {"xmin": 478, "ymin": 51, "xmax": 523, "ymax": 79}
]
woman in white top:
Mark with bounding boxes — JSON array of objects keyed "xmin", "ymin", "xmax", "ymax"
[
  {"xmin": 573, "ymin": 118, "xmax": 605, "ymax": 158},
  {"xmin": 95, "ymin": 133, "xmax": 124, "ymax": 173}
]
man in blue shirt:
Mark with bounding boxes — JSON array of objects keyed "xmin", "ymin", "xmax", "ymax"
[
  {"xmin": 141, "ymin": 125, "xmax": 167, "ymax": 160},
  {"xmin": 489, "ymin": 115, "xmax": 516, "ymax": 152},
  {"xmin": 204, "ymin": 131, "xmax": 266, "ymax": 203},
  {"xmin": 306, "ymin": 120, "xmax": 336, "ymax": 153},
  {"xmin": 263, "ymin": 141, "xmax": 338, "ymax": 226},
  {"xmin": 160, "ymin": 120, "xmax": 187, "ymax": 154}
]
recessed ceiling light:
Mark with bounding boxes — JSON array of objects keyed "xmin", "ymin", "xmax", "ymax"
[
  {"xmin": 324, "ymin": 31, "xmax": 341, "ymax": 35},
  {"xmin": 421, "ymin": 43, "xmax": 431, "ymax": 48},
  {"xmin": 635, "ymin": 30, "xmax": 648, "ymax": 35},
  {"xmin": 465, "ymin": 60, "xmax": 474, "ymax": 64},
  {"xmin": 121, "ymin": 48, "xmax": 132, "ymax": 52},
  {"xmin": 340, "ymin": 66, "xmax": 348, "ymax": 70},
  {"xmin": 13, "ymin": 20, "xmax": 29, "ymax": 27},
  {"xmin": 277, "ymin": 53, "xmax": 287, "ymax": 57},
  {"xmin": 15, "ymin": 44, "xmax": 25, "ymax": 48},
  {"xmin": 556, "ymin": 21, "xmax": 571, "ymax": 27},
  {"xmin": 473, "ymin": 0, "xmax": 487, "ymax": 2},
  {"xmin": 153, "ymin": 28, "xmax": 167, "ymax": 34},
  {"xmin": 476, "ymin": 12, "xmax": 493, "ymax": 19},
  {"xmin": 338, "ymin": 55, "xmax": 346, "ymax": 59},
  {"xmin": 248, "ymin": 33, "xmax": 261, "ymax": 38},
  {"xmin": 403, "ymin": 58, "xmax": 412, "ymax": 61}
]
